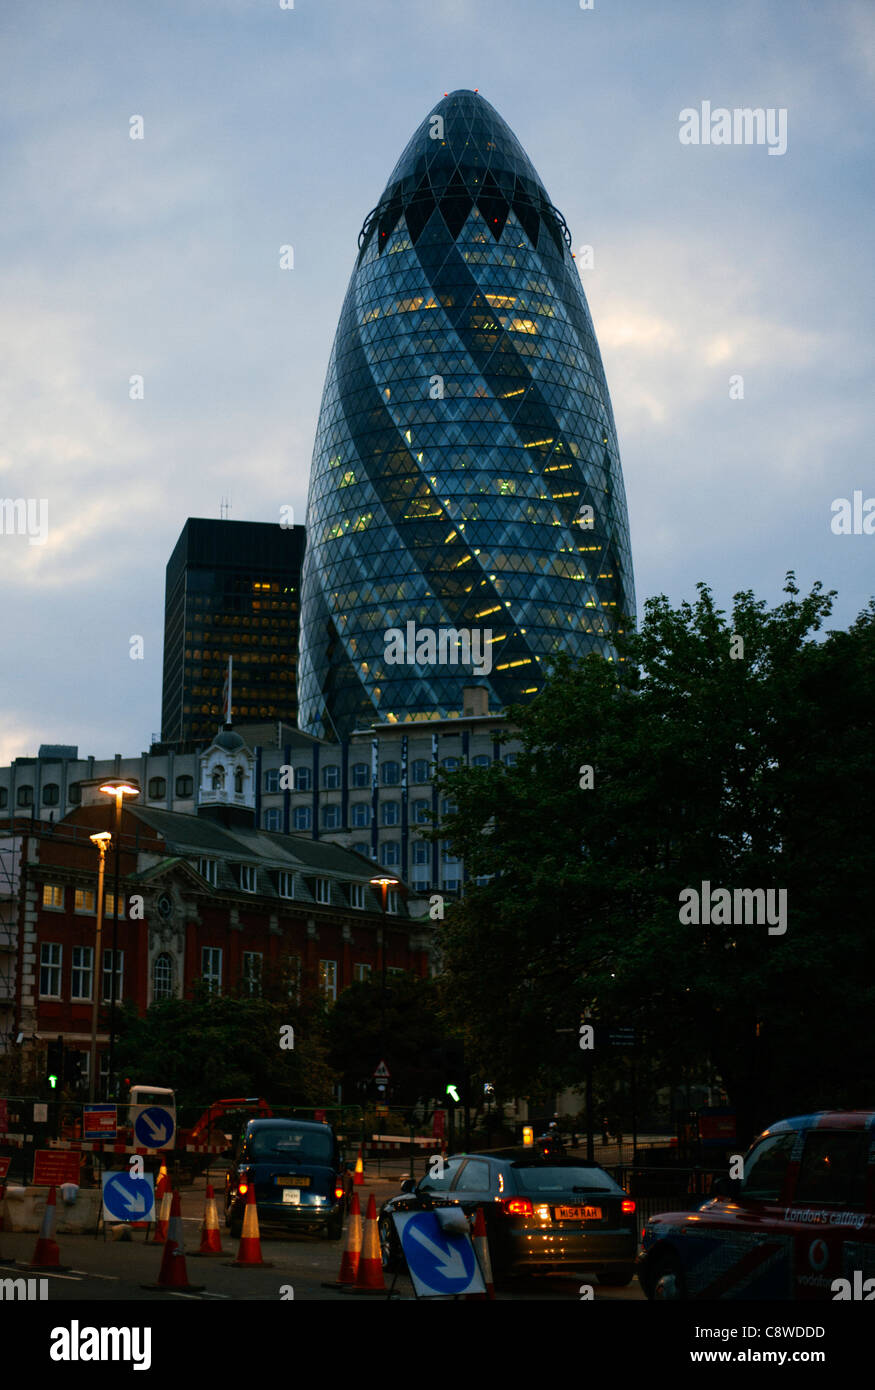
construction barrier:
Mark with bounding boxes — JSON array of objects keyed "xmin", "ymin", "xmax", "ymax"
[
  {"xmin": 353, "ymin": 1148, "xmax": 365, "ymax": 1186},
  {"xmin": 27, "ymin": 1185, "xmax": 69, "ymax": 1271},
  {"xmin": 351, "ymin": 1194, "xmax": 385, "ymax": 1294},
  {"xmin": 468, "ymin": 1206, "xmax": 495, "ymax": 1300},
  {"xmin": 323, "ymin": 1192, "xmax": 362, "ymax": 1288}
]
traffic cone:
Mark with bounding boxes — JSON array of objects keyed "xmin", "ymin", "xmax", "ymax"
[
  {"xmin": 229, "ymin": 1183, "xmax": 273, "ymax": 1267},
  {"xmin": 142, "ymin": 1189, "xmax": 204, "ymax": 1291},
  {"xmin": 322, "ymin": 1192, "xmax": 361, "ymax": 1287},
  {"xmin": 352, "ymin": 1194, "xmax": 385, "ymax": 1293},
  {"xmin": 191, "ymin": 1184, "xmax": 224, "ymax": 1256},
  {"xmin": 468, "ymin": 1206, "xmax": 496, "ymax": 1299},
  {"xmin": 28, "ymin": 1186, "xmax": 70, "ymax": 1271},
  {"xmin": 353, "ymin": 1147, "xmax": 365, "ymax": 1185},
  {"xmin": 151, "ymin": 1171, "xmax": 172, "ymax": 1244}
]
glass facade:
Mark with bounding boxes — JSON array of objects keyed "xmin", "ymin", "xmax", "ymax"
[
  {"xmin": 298, "ymin": 90, "xmax": 635, "ymax": 740},
  {"xmin": 161, "ymin": 518, "xmax": 306, "ymax": 744}
]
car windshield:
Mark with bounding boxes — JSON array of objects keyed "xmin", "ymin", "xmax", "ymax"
[
  {"xmin": 247, "ymin": 1128, "xmax": 333, "ymax": 1163},
  {"xmin": 514, "ymin": 1166, "xmax": 617, "ymax": 1194}
]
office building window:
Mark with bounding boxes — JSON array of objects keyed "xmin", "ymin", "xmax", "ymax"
[
  {"xmin": 352, "ymin": 842, "xmax": 371, "ymax": 858},
  {"xmin": 148, "ymin": 777, "xmax": 167, "ymax": 799},
  {"xmin": 102, "ymin": 950, "xmax": 124, "ymax": 1003},
  {"xmin": 202, "ymin": 947, "xmax": 222, "ymax": 994},
  {"xmin": 349, "ymin": 883, "xmax": 365, "ymax": 909},
  {"xmin": 17, "ymin": 786, "xmax": 33, "ymax": 807},
  {"xmin": 198, "ymin": 857, "xmax": 217, "ymax": 886},
  {"xmin": 412, "ymin": 800, "xmax": 430, "ymax": 825},
  {"xmin": 68, "ymin": 782, "xmax": 82, "ymax": 804},
  {"xmin": 293, "ymin": 806, "xmax": 312, "ymax": 831},
  {"xmin": 263, "ymin": 808, "xmax": 282, "ymax": 831},
  {"xmin": 442, "ymin": 757, "xmax": 460, "ymax": 772},
  {"xmin": 264, "ymin": 768, "xmax": 280, "ymax": 793},
  {"xmin": 39, "ymin": 943, "xmax": 62, "ymax": 997},
  {"xmin": 239, "ymin": 865, "xmax": 257, "ymax": 892},
  {"xmin": 43, "ymin": 783, "xmax": 60, "ymax": 806},
  {"xmin": 351, "ymin": 763, "xmax": 369, "ymax": 788},
  {"xmin": 412, "ymin": 841, "xmax": 429, "ymax": 866},
  {"xmin": 153, "ymin": 952, "xmax": 174, "ymax": 1001},
  {"xmin": 74, "ymin": 888, "xmax": 95, "ymax": 913},
  {"xmin": 380, "ymin": 841, "xmax": 400, "ymax": 868},
  {"xmin": 381, "ymin": 801, "xmax": 400, "ymax": 826},
  {"xmin": 315, "ymin": 878, "xmax": 331, "ymax": 905},
  {"xmin": 176, "ymin": 775, "xmax": 194, "ymax": 797},
  {"xmin": 387, "ymin": 890, "xmax": 400, "ymax": 915},
  {"xmin": 295, "ymin": 767, "xmax": 312, "ymax": 791},
  {"xmin": 42, "ymin": 884, "xmax": 64, "ymax": 910},
  {"xmin": 319, "ymin": 959, "xmax": 337, "ymax": 1002},
  {"xmin": 323, "ymin": 765, "xmax": 340, "ymax": 789},
  {"xmin": 354, "ymin": 962, "xmax": 371, "ymax": 982},
  {"xmin": 472, "ymin": 754, "xmax": 490, "ymax": 768},
  {"xmin": 71, "ymin": 945, "xmax": 94, "ymax": 1000},
  {"xmin": 277, "ymin": 871, "xmax": 294, "ymax": 899},
  {"xmin": 411, "ymin": 759, "xmax": 430, "ymax": 783},
  {"xmin": 242, "ymin": 951, "xmax": 263, "ymax": 997},
  {"xmin": 381, "ymin": 761, "xmax": 401, "ymax": 786},
  {"xmin": 351, "ymin": 802, "xmax": 369, "ymax": 828},
  {"xmin": 322, "ymin": 804, "xmax": 341, "ymax": 829}
]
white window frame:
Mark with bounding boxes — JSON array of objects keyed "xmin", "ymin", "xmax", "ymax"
[
  {"xmin": 74, "ymin": 888, "xmax": 95, "ymax": 914},
  {"xmin": 102, "ymin": 949, "xmax": 124, "ymax": 1003},
  {"xmin": 242, "ymin": 951, "xmax": 262, "ymax": 996},
  {"xmin": 315, "ymin": 878, "xmax": 331, "ymax": 905},
  {"xmin": 239, "ymin": 865, "xmax": 257, "ymax": 893},
  {"xmin": 202, "ymin": 946, "xmax": 222, "ymax": 994},
  {"xmin": 71, "ymin": 945, "xmax": 94, "ymax": 1000},
  {"xmin": 42, "ymin": 884, "xmax": 64, "ymax": 910},
  {"xmin": 319, "ymin": 959, "xmax": 337, "ymax": 1002},
  {"xmin": 350, "ymin": 883, "xmax": 365, "ymax": 909},
  {"xmin": 277, "ymin": 871, "xmax": 295, "ymax": 899},
  {"xmin": 39, "ymin": 942, "xmax": 62, "ymax": 997}
]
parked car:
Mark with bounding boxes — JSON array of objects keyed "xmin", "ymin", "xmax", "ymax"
[
  {"xmin": 637, "ymin": 1110, "xmax": 875, "ymax": 1300},
  {"xmin": 378, "ymin": 1147, "xmax": 637, "ymax": 1283},
  {"xmin": 224, "ymin": 1118, "xmax": 345, "ymax": 1240}
]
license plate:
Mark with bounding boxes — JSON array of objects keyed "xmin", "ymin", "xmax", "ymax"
[
  {"xmin": 282, "ymin": 1188, "xmax": 301, "ymax": 1205},
  {"xmin": 277, "ymin": 1176, "xmax": 310, "ymax": 1187},
  {"xmin": 555, "ymin": 1205, "xmax": 602, "ymax": 1221}
]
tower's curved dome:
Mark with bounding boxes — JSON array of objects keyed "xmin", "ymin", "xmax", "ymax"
[{"xmin": 298, "ymin": 90, "xmax": 635, "ymax": 739}]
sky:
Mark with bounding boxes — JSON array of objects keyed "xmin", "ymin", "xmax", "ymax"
[{"xmin": 1, "ymin": 0, "xmax": 872, "ymax": 761}]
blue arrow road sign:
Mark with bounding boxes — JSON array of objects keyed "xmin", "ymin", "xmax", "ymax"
[
  {"xmin": 102, "ymin": 1170, "xmax": 155, "ymax": 1223},
  {"xmin": 133, "ymin": 1106, "xmax": 175, "ymax": 1148},
  {"xmin": 393, "ymin": 1211, "xmax": 484, "ymax": 1298}
]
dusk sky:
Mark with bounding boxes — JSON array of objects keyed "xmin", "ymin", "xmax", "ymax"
[{"xmin": 2, "ymin": 0, "xmax": 873, "ymax": 761}]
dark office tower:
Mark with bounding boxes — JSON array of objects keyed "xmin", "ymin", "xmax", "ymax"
[
  {"xmin": 298, "ymin": 90, "xmax": 635, "ymax": 740},
  {"xmin": 161, "ymin": 518, "xmax": 306, "ymax": 745}
]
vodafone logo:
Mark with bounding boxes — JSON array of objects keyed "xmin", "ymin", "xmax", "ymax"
[{"xmin": 808, "ymin": 1238, "xmax": 829, "ymax": 1271}]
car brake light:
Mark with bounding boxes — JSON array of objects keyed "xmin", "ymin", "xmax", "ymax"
[
  {"xmin": 621, "ymin": 1199, "xmax": 635, "ymax": 1214},
  {"xmin": 335, "ymin": 1185, "xmax": 345, "ymax": 1200},
  {"xmin": 499, "ymin": 1198, "xmax": 534, "ymax": 1217},
  {"xmin": 238, "ymin": 1182, "xmax": 249, "ymax": 1195}
]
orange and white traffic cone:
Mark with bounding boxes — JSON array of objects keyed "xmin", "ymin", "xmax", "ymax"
[
  {"xmin": 150, "ymin": 1165, "xmax": 171, "ymax": 1244},
  {"xmin": 468, "ymin": 1206, "xmax": 496, "ymax": 1299},
  {"xmin": 191, "ymin": 1184, "xmax": 224, "ymax": 1256},
  {"xmin": 142, "ymin": 1189, "xmax": 204, "ymax": 1291},
  {"xmin": 352, "ymin": 1194, "xmax": 385, "ymax": 1293},
  {"xmin": 353, "ymin": 1147, "xmax": 365, "ymax": 1186},
  {"xmin": 322, "ymin": 1192, "xmax": 361, "ymax": 1287},
  {"xmin": 229, "ymin": 1183, "xmax": 273, "ymax": 1267},
  {"xmin": 28, "ymin": 1186, "xmax": 69, "ymax": 1270}
]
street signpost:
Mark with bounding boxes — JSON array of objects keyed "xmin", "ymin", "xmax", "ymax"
[
  {"xmin": 132, "ymin": 1104, "xmax": 176, "ymax": 1150},
  {"xmin": 33, "ymin": 1151, "xmax": 81, "ymax": 1186},
  {"xmin": 83, "ymin": 1103, "xmax": 117, "ymax": 1141},
  {"xmin": 101, "ymin": 1170, "xmax": 155, "ymax": 1223},
  {"xmin": 392, "ymin": 1210, "xmax": 485, "ymax": 1299},
  {"xmin": 373, "ymin": 1060, "xmax": 390, "ymax": 1082}
]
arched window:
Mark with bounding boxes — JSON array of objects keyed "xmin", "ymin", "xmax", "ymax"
[
  {"xmin": 234, "ymin": 766, "xmax": 244, "ymax": 794},
  {"xmin": 153, "ymin": 953, "xmax": 174, "ymax": 1002},
  {"xmin": 212, "ymin": 765, "xmax": 225, "ymax": 791}
]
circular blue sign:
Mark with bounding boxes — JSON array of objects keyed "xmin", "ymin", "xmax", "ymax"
[
  {"xmin": 400, "ymin": 1212, "xmax": 478, "ymax": 1295},
  {"xmin": 102, "ymin": 1171, "xmax": 155, "ymax": 1222},
  {"xmin": 133, "ymin": 1106, "xmax": 175, "ymax": 1148}
]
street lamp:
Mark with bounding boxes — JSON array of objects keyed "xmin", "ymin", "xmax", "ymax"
[
  {"xmin": 88, "ymin": 831, "xmax": 112, "ymax": 1101},
  {"xmin": 99, "ymin": 779, "xmax": 139, "ymax": 1096},
  {"xmin": 369, "ymin": 875, "xmax": 400, "ymax": 988}
]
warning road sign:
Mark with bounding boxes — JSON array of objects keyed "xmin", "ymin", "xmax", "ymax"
[
  {"xmin": 132, "ymin": 1105, "xmax": 176, "ymax": 1149},
  {"xmin": 83, "ymin": 1104, "xmax": 117, "ymax": 1141},
  {"xmin": 392, "ymin": 1210, "xmax": 485, "ymax": 1298},
  {"xmin": 373, "ymin": 1060, "xmax": 390, "ymax": 1081}
]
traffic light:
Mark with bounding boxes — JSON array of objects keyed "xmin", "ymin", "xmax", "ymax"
[
  {"xmin": 427, "ymin": 1040, "xmax": 466, "ymax": 1104},
  {"xmin": 46, "ymin": 1035, "xmax": 63, "ymax": 1090},
  {"xmin": 64, "ymin": 1050, "xmax": 83, "ymax": 1088}
]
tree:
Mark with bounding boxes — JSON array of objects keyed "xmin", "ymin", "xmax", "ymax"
[
  {"xmin": 434, "ymin": 578, "xmax": 875, "ymax": 1142},
  {"xmin": 325, "ymin": 972, "xmax": 450, "ymax": 1109}
]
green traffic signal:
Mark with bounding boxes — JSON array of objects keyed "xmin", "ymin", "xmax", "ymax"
[{"xmin": 48, "ymin": 1074, "xmax": 58, "ymax": 1089}]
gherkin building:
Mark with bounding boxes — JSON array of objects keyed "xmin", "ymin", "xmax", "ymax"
[{"xmin": 298, "ymin": 89, "xmax": 635, "ymax": 740}]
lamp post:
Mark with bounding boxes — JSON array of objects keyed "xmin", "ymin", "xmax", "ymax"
[
  {"xmin": 369, "ymin": 875, "xmax": 400, "ymax": 1117},
  {"xmin": 98, "ymin": 780, "xmax": 139, "ymax": 1098},
  {"xmin": 88, "ymin": 832, "xmax": 112, "ymax": 1101}
]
